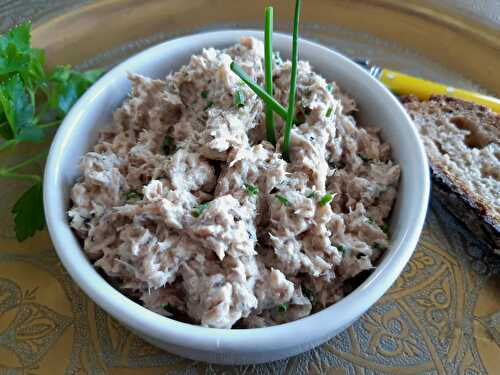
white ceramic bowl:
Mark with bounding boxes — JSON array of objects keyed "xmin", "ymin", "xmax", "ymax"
[{"xmin": 44, "ymin": 30, "xmax": 429, "ymax": 365}]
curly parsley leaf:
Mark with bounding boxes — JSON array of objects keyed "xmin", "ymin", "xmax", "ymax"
[{"xmin": 11, "ymin": 182, "xmax": 45, "ymax": 241}]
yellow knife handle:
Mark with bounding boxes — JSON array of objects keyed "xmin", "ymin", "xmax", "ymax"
[{"xmin": 379, "ymin": 68, "xmax": 500, "ymax": 113}]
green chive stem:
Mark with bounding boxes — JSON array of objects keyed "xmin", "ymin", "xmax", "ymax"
[
  {"xmin": 282, "ymin": 0, "xmax": 301, "ymax": 161},
  {"xmin": 264, "ymin": 7, "xmax": 276, "ymax": 145},
  {"xmin": 230, "ymin": 62, "xmax": 288, "ymax": 120}
]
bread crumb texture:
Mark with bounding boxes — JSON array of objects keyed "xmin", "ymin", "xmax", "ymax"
[{"xmin": 402, "ymin": 95, "xmax": 499, "ymax": 223}]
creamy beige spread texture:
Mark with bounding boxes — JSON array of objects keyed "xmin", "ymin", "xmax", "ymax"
[{"xmin": 68, "ymin": 37, "xmax": 400, "ymax": 329}]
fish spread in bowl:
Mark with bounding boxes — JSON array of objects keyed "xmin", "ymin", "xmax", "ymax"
[{"xmin": 67, "ymin": 37, "xmax": 400, "ymax": 329}]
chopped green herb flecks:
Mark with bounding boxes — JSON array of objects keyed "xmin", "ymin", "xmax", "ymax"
[
  {"xmin": 373, "ymin": 243, "xmax": 387, "ymax": 251},
  {"xmin": 201, "ymin": 90, "xmax": 209, "ymax": 99},
  {"xmin": 326, "ymin": 83, "xmax": 334, "ymax": 93},
  {"xmin": 336, "ymin": 244, "xmax": 346, "ymax": 254},
  {"xmin": 302, "ymin": 286, "xmax": 314, "ymax": 302},
  {"xmin": 126, "ymin": 190, "xmax": 142, "ymax": 200},
  {"xmin": 319, "ymin": 193, "xmax": 334, "ymax": 206},
  {"xmin": 359, "ymin": 154, "xmax": 370, "ymax": 162},
  {"xmin": 162, "ymin": 135, "xmax": 175, "ymax": 155},
  {"xmin": 276, "ymin": 194, "xmax": 290, "ymax": 206},
  {"xmin": 367, "ymin": 216, "xmax": 375, "ymax": 225},
  {"xmin": 306, "ymin": 190, "xmax": 317, "ymax": 198},
  {"xmin": 381, "ymin": 223, "xmax": 389, "ymax": 234},
  {"xmin": 277, "ymin": 303, "xmax": 288, "ymax": 313},
  {"xmin": 234, "ymin": 89, "xmax": 245, "ymax": 107},
  {"xmin": 192, "ymin": 203, "xmax": 209, "ymax": 217},
  {"xmin": 326, "ymin": 107, "xmax": 333, "ymax": 117},
  {"xmin": 203, "ymin": 101, "xmax": 213, "ymax": 111},
  {"xmin": 160, "ymin": 303, "xmax": 169, "ymax": 311},
  {"xmin": 245, "ymin": 183, "xmax": 259, "ymax": 196}
]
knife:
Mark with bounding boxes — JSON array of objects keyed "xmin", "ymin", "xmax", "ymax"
[{"xmin": 355, "ymin": 59, "xmax": 500, "ymax": 113}]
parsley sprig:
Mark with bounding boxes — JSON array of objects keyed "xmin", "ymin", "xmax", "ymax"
[{"xmin": 0, "ymin": 21, "xmax": 103, "ymax": 241}]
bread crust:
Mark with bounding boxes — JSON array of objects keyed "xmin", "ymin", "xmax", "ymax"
[{"xmin": 402, "ymin": 95, "xmax": 499, "ymax": 251}]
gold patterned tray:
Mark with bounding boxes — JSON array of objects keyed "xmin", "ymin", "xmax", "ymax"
[{"xmin": 1, "ymin": 1, "xmax": 499, "ymax": 373}]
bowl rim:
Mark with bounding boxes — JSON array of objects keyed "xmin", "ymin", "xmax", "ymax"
[{"xmin": 44, "ymin": 29, "xmax": 430, "ymax": 353}]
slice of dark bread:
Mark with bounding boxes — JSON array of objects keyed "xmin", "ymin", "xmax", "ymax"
[{"xmin": 401, "ymin": 95, "xmax": 499, "ymax": 253}]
